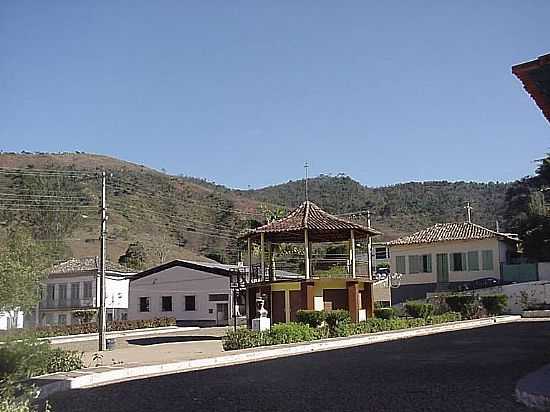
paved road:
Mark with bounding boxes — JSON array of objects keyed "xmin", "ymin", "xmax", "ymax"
[{"xmin": 49, "ymin": 321, "xmax": 550, "ymax": 412}]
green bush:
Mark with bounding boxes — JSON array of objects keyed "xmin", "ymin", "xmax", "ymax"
[
  {"xmin": 374, "ymin": 307, "xmax": 396, "ymax": 320},
  {"xmin": 444, "ymin": 295, "xmax": 485, "ymax": 319},
  {"xmin": 404, "ymin": 302, "xmax": 434, "ymax": 318},
  {"xmin": 324, "ymin": 310, "xmax": 351, "ymax": 331},
  {"xmin": 0, "ymin": 317, "xmax": 177, "ymax": 341},
  {"xmin": 223, "ymin": 312, "xmax": 463, "ymax": 350},
  {"xmin": 296, "ymin": 310, "xmax": 325, "ymax": 328},
  {"xmin": 480, "ymin": 295, "xmax": 508, "ymax": 315},
  {"xmin": 268, "ymin": 323, "xmax": 319, "ymax": 344}
]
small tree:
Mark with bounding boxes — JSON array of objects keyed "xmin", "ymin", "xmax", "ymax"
[
  {"xmin": 119, "ymin": 241, "xmax": 147, "ymax": 270},
  {"xmin": 0, "ymin": 230, "xmax": 51, "ymax": 325}
]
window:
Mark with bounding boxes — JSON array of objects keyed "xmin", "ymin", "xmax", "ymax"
[
  {"xmin": 58, "ymin": 314, "xmax": 67, "ymax": 325},
  {"xmin": 482, "ymin": 250, "xmax": 494, "ymax": 271},
  {"xmin": 58, "ymin": 284, "xmax": 67, "ymax": 302},
  {"xmin": 467, "ymin": 251, "xmax": 480, "ymax": 271},
  {"xmin": 139, "ymin": 297, "xmax": 150, "ymax": 312},
  {"xmin": 83, "ymin": 281, "xmax": 93, "ymax": 299},
  {"xmin": 47, "ymin": 284, "xmax": 55, "ymax": 301},
  {"xmin": 452, "ymin": 253, "xmax": 467, "ymax": 271},
  {"xmin": 408, "ymin": 255, "xmax": 431, "ymax": 274},
  {"xmin": 408, "ymin": 255, "xmax": 422, "ymax": 274},
  {"xmin": 185, "ymin": 296, "xmax": 196, "ymax": 311},
  {"xmin": 396, "ymin": 256, "xmax": 406, "ymax": 274},
  {"xmin": 71, "ymin": 283, "xmax": 80, "ymax": 300},
  {"xmin": 208, "ymin": 294, "xmax": 229, "ymax": 302},
  {"xmin": 162, "ymin": 296, "xmax": 173, "ymax": 312},
  {"xmin": 375, "ymin": 247, "xmax": 388, "ymax": 260}
]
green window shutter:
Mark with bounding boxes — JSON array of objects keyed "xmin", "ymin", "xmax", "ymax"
[
  {"xmin": 396, "ymin": 256, "xmax": 406, "ymax": 274},
  {"xmin": 461, "ymin": 253, "xmax": 467, "ymax": 271},
  {"xmin": 482, "ymin": 250, "xmax": 494, "ymax": 271},
  {"xmin": 425, "ymin": 254, "xmax": 432, "ymax": 273},
  {"xmin": 467, "ymin": 251, "xmax": 479, "ymax": 271}
]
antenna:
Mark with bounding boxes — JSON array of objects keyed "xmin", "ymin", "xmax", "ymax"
[
  {"xmin": 304, "ymin": 161, "xmax": 309, "ymax": 202},
  {"xmin": 464, "ymin": 202, "xmax": 473, "ymax": 223}
]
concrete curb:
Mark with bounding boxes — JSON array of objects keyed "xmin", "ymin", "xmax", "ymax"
[
  {"xmin": 36, "ymin": 315, "xmax": 520, "ymax": 399},
  {"xmin": 516, "ymin": 364, "xmax": 550, "ymax": 410},
  {"xmin": 44, "ymin": 326, "xmax": 195, "ymax": 345}
]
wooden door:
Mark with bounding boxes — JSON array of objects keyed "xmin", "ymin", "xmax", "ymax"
[
  {"xmin": 289, "ymin": 290, "xmax": 303, "ymax": 322},
  {"xmin": 323, "ymin": 289, "xmax": 348, "ymax": 310},
  {"xmin": 271, "ymin": 291, "xmax": 286, "ymax": 324}
]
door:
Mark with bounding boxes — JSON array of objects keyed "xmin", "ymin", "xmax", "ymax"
[
  {"xmin": 216, "ymin": 303, "xmax": 229, "ymax": 326},
  {"xmin": 289, "ymin": 290, "xmax": 303, "ymax": 322},
  {"xmin": 271, "ymin": 291, "xmax": 286, "ymax": 324},
  {"xmin": 436, "ymin": 253, "xmax": 449, "ymax": 283},
  {"xmin": 323, "ymin": 289, "xmax": 348, "ymax": 310}
]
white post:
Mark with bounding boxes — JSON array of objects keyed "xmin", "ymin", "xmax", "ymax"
[
  {"xmin": 304, "ymin": 229, "xmax": 310, "ymax": 279},
  {"xmin": 260, "ymin": 232, "xmax": 265, "ymax": 279},
  {"xmin": 351, "ymin": 229, "xmax": 356, "ymax": 278}
]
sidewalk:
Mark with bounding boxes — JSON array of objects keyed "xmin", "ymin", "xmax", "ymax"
[{"xmin": 34, "ymin": 315, "xmax": 521, "ymax": 399}]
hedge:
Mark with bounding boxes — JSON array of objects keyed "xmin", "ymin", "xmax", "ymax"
[
  {"xmin": 222, "ymin": 312, "xmax": 462, "ymax": 351},
  {"xmin": 296, "ymin": 310, "xmax": 325, "ymax": 328},
  {"xmin": 480, "ymin": 295, "xmax": 508, "ymax": 315},
  {"xmin": 404, "ymin": 302, "xmax": 434, "ymax": 318},
  {"xmin": 0, "ymin": 317, "xmax": 176, "ymax": 341},
  {"xmin": 374, "ymin": 307, "xmax": 396, "ymax": 320}
]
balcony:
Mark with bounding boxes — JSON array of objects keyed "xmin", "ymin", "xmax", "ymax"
[{"xmin": 40, "ymin": 297, "xmax": 96, "ymax": 310}]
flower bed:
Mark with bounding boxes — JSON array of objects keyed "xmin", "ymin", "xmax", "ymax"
[
  {"xmin": 0, "ymin": 317, "xmax": 176, "ymax": 341},
  {"xmin": 222, "ymin": 312, "xmax": 461, "ymax": 351}
]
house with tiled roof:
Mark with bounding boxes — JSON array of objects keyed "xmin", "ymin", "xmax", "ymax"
[
  {"xmin": 387, "ymin": 222, "xmax": 519, "ymax": 304},
  {"xmin": 30, "ymin": 257, "xmax": 136, "ymax": 327}
]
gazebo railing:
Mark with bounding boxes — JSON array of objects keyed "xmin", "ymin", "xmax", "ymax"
[{"xmin": 246, "ymin": 256, "xmax": 372, "ymax": 284}]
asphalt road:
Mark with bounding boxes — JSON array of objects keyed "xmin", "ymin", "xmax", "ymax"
[{"xmin": 48, "ymin": 321, "xmax": 550, "ymax": 412}]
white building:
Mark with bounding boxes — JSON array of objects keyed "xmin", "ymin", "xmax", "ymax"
[
  {"xmin": 387, "ymin": 222, "xmax": 519, "ymax": 304},
  {"xmin": 31, "ymin": 257, "xmax": 135, "ymax": 326},
  {"xmin": 0, "ymin": 310, "xmax": 24, "ymax": 330},
  {"xmin": 128, "ymin": 260, "xmax": 245, "ymax": 326}
]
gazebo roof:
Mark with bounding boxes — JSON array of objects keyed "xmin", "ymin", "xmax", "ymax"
[
  {"xmin": 512, "ymin": 53, "xmax": 550, "ymax": 123},
  {"xmin": 241, "ymin": 201, "xmax": 382, "ymax": 243}
]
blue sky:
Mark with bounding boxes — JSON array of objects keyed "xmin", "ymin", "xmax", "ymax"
[{"xmin": 1, "ymin": 1, "xmax": 549, "ymax": 189}]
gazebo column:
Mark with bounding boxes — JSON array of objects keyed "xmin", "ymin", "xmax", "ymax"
[
  {"xmin": 304, "ymin": 228, "xmax": 310, "ymax": 279},
  {"xmin": 260, "ymin": 232, "xmax": 265, "ymax": 280},
  {"xmin": 350, "ymin": 229, "xmax": 356, "ymax": 279},
  {"xmin": 347, "ymin": 280, "xmax": 359, "ymax": 322}
]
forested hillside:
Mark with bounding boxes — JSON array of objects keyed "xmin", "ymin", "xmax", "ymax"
[{"xmin": 0, "ymin": 152, "xmax": 514, "ymax": 267}]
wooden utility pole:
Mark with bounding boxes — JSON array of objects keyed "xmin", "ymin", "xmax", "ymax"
[{"xmin": 98, "ymin": 171, "xmax": 107, "ymax": 351}]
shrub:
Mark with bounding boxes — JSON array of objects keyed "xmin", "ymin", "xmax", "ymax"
[
  {"xmin": 445, "ymin": 295, "xmax": 475, "ymax": 317},
  {"xmin": 480, "ymin": 295, "xmax": 508, "ymax": 315},
  {"xmin": 72, "ymin": 309, "xmax": 97, "ymax": 324},
  {"xmin": 324, "ymin": 310, "xmax": 351, "ymax": 331},
  {"xmin": 374, "ymin": 307, "xmax": 395, "ymax": 320},
  {"xmin": 404, "ymin": 302, "xmax": 434, "ymax": 318},
  {"xmin": 268, "ymin": 323, "xmax": 319, "ymax": 344},
  {"xmin": 296, "ymin": 310, "xmax": 325, "ymax": 328},
  {"xmin": 222, "ymin": 328, "xmax": 267, "ymax": 351}
]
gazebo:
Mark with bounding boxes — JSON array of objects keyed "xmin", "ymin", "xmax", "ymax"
[{"xmin": 240, "ymin": 201, "xmax": 382, "ymax": 325}]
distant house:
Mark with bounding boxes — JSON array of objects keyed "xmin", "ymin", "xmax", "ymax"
[
  {"xmin": 31, "ymin": 257, "xmax": 135, "ymax": 327},
  {"xmin": 387, "ymin": 222, "xmax": 519, "ymax": 304},
  {"xmin": 128, "ymin": 260, "xmax": 245, "ymax": 327}
]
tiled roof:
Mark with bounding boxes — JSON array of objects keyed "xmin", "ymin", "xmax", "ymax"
[
  {"xmin": 241, "ymin": 201, "xmax": 381, "ymax": 242},
  {"xmin": 386, "ymin": 222, "xmax": 519, "ymax": 246},
  {"xmin": 50, "ymin": 256, "xmax": 135, "ymax": 275},
  {"xmin": 512, "ymin": 53, "xmax": 550, "ymax": 123}
]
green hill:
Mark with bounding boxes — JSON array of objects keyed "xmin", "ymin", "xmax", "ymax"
[{"xmin": 0, "ymin": 152, "xmax": 512, "ymax": 266}]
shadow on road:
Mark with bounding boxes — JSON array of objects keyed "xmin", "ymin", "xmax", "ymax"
[{"xmin": 127, "ymin": 336, "xmax": 222, "ymax": 346}]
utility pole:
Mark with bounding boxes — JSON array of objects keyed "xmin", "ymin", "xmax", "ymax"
[
  {"xmin": 98, "ymin": 171, "xmax": 107, "ymax": 351},
  {"xmin": 367, "ymin": 210, "xmax": 373, "ymax": 279}
]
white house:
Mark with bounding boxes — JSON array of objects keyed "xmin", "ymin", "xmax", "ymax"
[
  {"xmin": 128, "ymin": 260, "xmax": 245, "ymax": 326},
  {"xmin": 30, "ymin": 257, "xmax": 135, "ymax": 327},
  {"xmin": 387, "ymin": 222, "xmax": 519, "ymax": 304},
  {"xmin": 0, "ymin": 310, "xmax": 24, "ymax": 331}
]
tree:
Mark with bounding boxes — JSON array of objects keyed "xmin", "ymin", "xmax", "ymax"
[
  {"xmin": 119, "ymin": 241, "xmax": 147, "ymax": 270},
  {"xmin": 0, "ymin": 230, "xmax": 51, "ymax": 324}
]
